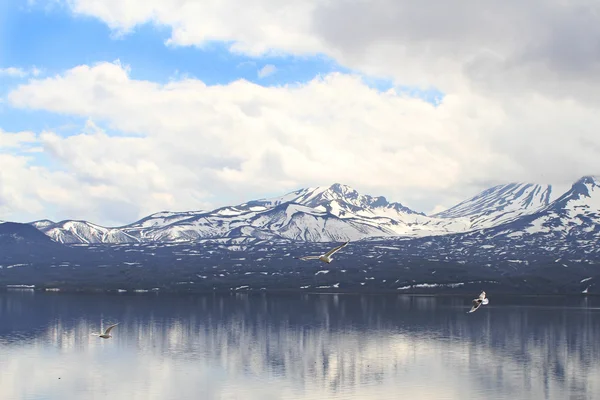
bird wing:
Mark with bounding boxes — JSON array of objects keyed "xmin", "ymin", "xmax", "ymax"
[
  {"xmin": 297, "ymin": 256, "xmax": 321, "ymax": 261},
  {"xmin": 478, "ymin": 291, "xmax": 486, "ymax": 300},
  {"xmin": 468, "ymin": 299, "xmax": 482, "ymax": 313},
  {"xmin": 104, "ymin": 323, "xmax": 119, "ymax": 334},
  {"xmin": 324, "ymin": 241, "xmax": 350, "ymax": 258}
]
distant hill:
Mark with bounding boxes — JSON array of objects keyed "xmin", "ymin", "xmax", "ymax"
[
  {"xmin": 0, "ymin": 222, "xmax": 58, "ymax": 246},
  {"xmin": 0, "ymin": 221, "xmax": 70, "ymax": 262}
]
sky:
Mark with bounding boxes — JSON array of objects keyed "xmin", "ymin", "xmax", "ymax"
[{"xmin": 1, "ymin": 0, "xmax": 600, "ymax": 226}]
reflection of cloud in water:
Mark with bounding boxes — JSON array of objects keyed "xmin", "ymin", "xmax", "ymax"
[{"xmin": 0, "ymin": 293, "xmax": 599, "ymax": 399}]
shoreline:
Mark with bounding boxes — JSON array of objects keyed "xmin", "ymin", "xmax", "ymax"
[{"xmin": 1, "ymin": 286, "xmax": 597, "ymax": 297}]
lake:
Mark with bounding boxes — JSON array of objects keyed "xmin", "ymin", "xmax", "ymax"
[{"xmin": 1, "ymin": 291, "xmax": 599, "ymax": 399}]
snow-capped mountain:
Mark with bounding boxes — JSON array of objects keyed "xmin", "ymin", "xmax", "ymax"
[
  {"xmin": 403, "ymin": 175, "xmax": 600, "ymax": 273},
  {"xmin": 487, "ymin": 176, "xmax": 600, "ymax": 241},
  {"xmin": 33, "ymin": 183, "xmax": 454, "ymax": 243},
  {"xmin": 433, "ymin": 183, "xmax": 553, "ymax": 229},
  {"xmin": 41, "ymin": 220, "xmax": 138, "ymax": 244},
  {"xmin": 125, "ymin": 211, "xmax": 208, "ymax": 229},
  {"xmin": 28, "ymin": 177, "xmax": 600, "ymax": 244}
]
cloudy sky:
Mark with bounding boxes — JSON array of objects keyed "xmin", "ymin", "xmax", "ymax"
[{"xmin": 1, "ymin": 0, "xmax": 599, "ymax": 226}]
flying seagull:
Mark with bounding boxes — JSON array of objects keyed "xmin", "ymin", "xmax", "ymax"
[
  {"xmin": 92, "ymin": 323, "xmax": 119, "ymax": 339},
  {"xmin": 295, "ymin": 241, "xmax": 350, "ymax": 264},
  {"xmin": 468, "ymin": 291, "xmax": 489, "ymax": 313}
]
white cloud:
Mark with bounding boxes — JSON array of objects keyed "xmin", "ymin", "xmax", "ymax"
[
  {"xmin": 0, "ymin": 66, "xmax": 42, "ymax": 78},
  {"xmin": 0, "ymin": 129, "xmax": 37, "ymax": 148},
  {"xmin": 258, "ymin": 64, "xmax": 277, "ymax": 78},
  {"xmin": 4, "ymin": 61, "xmax": 600, "ymax": 225},
  {"xmin": 257, "ymin": 64, "xmax": 277, "ymax": 79},
  {"xmin": 0, "ymin": 67, "xmax": 28, "ymax": 78},
  {"xmin": 0, "ymin": 151, "xmax": 73, "ymax": 221}
]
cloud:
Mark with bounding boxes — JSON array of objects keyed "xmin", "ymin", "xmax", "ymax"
[
  {"xmin": 257, "ymin": 64, "xmax": 277, "ymax": 79},
  {"xmin": 57, "ymin": 0, "xmax": 600, "ymax": 104},
  {"xmin": 0, "ymin": 67, "xmax": 28, "ymax": 78},
  {"xmin": 0, "ymin": 151, "xmax": 73, "ymax": 221},
  {"xmin": 0, "ymin": 123, "xmax": 211, "ymax": 225},
  {"xmin": 237, "ymin": 61, "xmax": 257, "ymax": 69},
  {"xmin": 0, "ymin": 67, "xmax": 42, "ymax": 78},
  {"xmin": 0, "ymin": 129, "xmax": 37, "ymax": 149},
  {"xmin": 4, "ymin": 61, "xmax": 600, "ymax": 225}
]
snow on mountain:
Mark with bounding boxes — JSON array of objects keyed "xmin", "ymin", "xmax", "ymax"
[
  {"xmin": 432, "ymin": 183, "xmax": 552, "ymax": 230},
  {"xmin": 120, "ymin": 210, "xmax": 208, "ymax": 241},
  {"xmin": 247, "ymin": 184, "xmax": 465, "ymax": 238},
  {"xmin": 126, "ymin": 197, "xmax": 403, "ymax": 243},
  {"xmin": 41, "ymin": 220, "xmax": 139, "ymax": 244},
  {"xmin": 258, "ymin": 183, "xmax": 421, "ymax": 216},
  {"xmin": 124, "ymin": 211, "xmax": 207, "ymax": 229},
  {"xmin": 29, "ymin": 219, "xmax": 55, "ymax": 229},
  {"xmin": 133, "ymin": 184, "xmax": 469, "ymax": 242},
  {"xmin": 437, "ymin": 176, "xmax": 600, "ymax": 260},
  {"xmin": 245, "ymin": 202, "xmax": 396, "ymax": 241},
  {"xmin": 518, "ymin": 176, "xmax": 600, "ymax": 237},
  {"xmin": 265, "ymin": 183, "xmax": 421, "ymax": 217}
]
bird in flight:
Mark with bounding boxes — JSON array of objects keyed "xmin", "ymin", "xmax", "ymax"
[
  {"xmin": 468, "ymin": 291, "xmax": 489, "ymax": 313},
  {"xmin": 295, "ymin": 241, "xmax": 350, "ymax": 264},
  {"xmin": 92, "ymin": 323, "xmax": 119, "ymax": 339}
]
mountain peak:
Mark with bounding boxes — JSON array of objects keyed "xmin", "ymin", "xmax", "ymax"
[
  {"xmin": 299, "ymin": 184, "xmax": 422, "ymax": 216},
  {"xmin": 574, "ymin": 175, "xmax": 600, "ymax": 188},
  {"xmin": 328, "ymin": 183, "xmax": 356, "ymax": 194},
  {"xmin": 30, "ymin": 219, "xmax": 56, "ymax": 229},
  {"xmin": 551, "ymin": 175, "xmax": 600, "ymax": 206},
  {"xmin": 253, "ymin": 183, "xmax": 421, "ymax": 219}
]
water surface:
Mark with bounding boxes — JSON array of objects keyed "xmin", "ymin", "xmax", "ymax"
[{"xmin": 1, "ymin": 292, "xmax": 599, "ymax": 399}]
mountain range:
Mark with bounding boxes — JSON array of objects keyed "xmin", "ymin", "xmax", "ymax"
[
  {"xmin": 1, "ymin": 175, "xmax": 599, "ymax": 295},
  {"xmin": 26, "ymin": 179, "xmax": 571, "ymax": 244}
]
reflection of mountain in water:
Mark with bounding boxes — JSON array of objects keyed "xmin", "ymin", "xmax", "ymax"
[{"xmin": 1, "ymin": 293, "xmax": 600, "ymax": 399}]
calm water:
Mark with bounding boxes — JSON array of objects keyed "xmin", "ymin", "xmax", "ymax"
[{"xmin": 1, "ymin": 292, "xmax": 599, "ymax": 400}]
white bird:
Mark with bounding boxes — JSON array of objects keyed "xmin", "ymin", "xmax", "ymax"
[
  {"xmin": 468, "ymin": 291, "xmax": 489, "ymax": 313},
  {"xmin": 295, "ymin": 241, "xmax": 349, "ymax": 264},
  {"xmin": 92, "ymin": 323, "xmax": 119, "ymax": 339}
]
